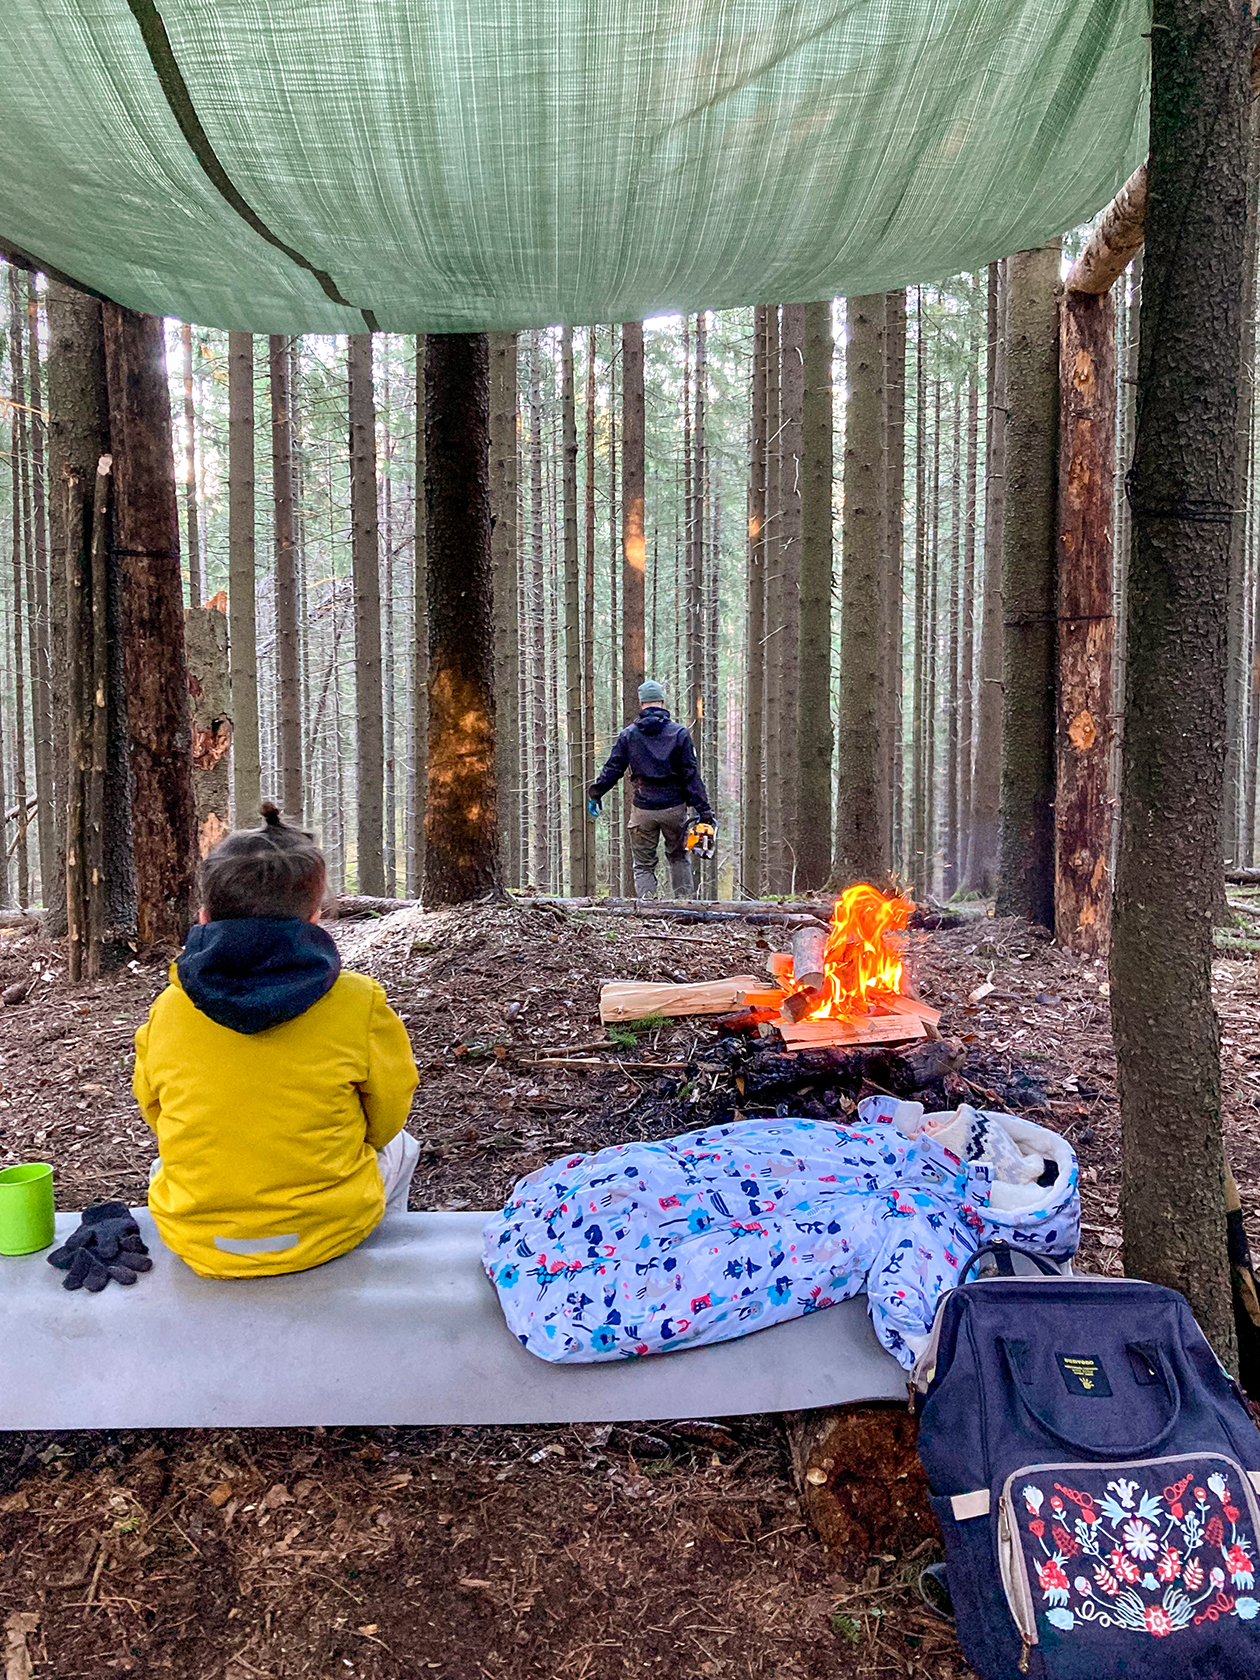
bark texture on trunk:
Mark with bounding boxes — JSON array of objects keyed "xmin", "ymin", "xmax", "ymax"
[
  {"xmin": 227, "ymin": 329, "xmax": 260, "ymax": 823},
  {"xmin": 796, "ymin": 300, "xmax": 834, "ymax": 889},
  {"xmin": 488, "ymin": 332, "xmax": 517, "ymax": 890},
  {"xmin": 1055, "ymin": 289, "xmax": 1116, "ymax": 956},
  {"xmin": 270, "ymin": 335, "xmax": 303, "ymax": 822},
  {"xmin": 46, "ymin": 281, "xmax": 133, "ymax": 933},
  {"xmin": 102, "ymin": 303, "xmax": 196, "ymax": 945},
  {"xmin": 995, "ymin": 242, "xmax": 1060, "ymax": 927},
  {"xmin": 423, "ymin": 333, "xmax": 498, "ymax": 907},
  {"xmin": 184, "ymin": 596, "xmax": 232, "ymax": 858},
  {"xmin": 348, "ymin": 332, "xmax": 385, "ymax": 894},
  {"xmin": 1113, "ymin": 0, "xmax": 1250, "ymax": 1367},
  {"xmin": 885, "ymin": 291, "xmax": 908, "ymax": 869},
  {"xmin": 1065, "ymin": 166, "xmax": 1149, "ymax": 296},
  {"xmin": 779, "ymin": 304, "xmax": 804, "ymax": 856},
  {"xmin": 621, "ymin": 322, "xmax": 646, "ymax": 718},
  {"xmin": 836, "ymin": 296, "xmax": 887, "ymax": 884}
]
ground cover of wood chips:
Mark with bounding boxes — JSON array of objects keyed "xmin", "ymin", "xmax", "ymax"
[{"xmin": 0, "ymin": 900, "xmax": 1258, "ymax": 1680}]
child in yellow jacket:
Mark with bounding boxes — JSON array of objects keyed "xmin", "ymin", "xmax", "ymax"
[{"xmin": 134, "ymin": 806, "xmax": 419, "ymax": 1278}]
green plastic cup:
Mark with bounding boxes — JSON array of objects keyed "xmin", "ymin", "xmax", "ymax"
[{"xmin": 0, "ymin": 1162, "xmax": 55, "ymax": 1255}]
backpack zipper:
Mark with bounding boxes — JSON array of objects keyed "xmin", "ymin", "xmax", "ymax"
[{"xmin": 996, "ymin": 1451, "xmax": 1260, "ymax": 1671}]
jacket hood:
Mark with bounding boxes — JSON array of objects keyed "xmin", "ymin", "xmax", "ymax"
[
  {"xmin": 176, "ymin": 917, "xmax": 341, "ymax": 1035},
  {"xmin": 635, "ymin": 705, "xmax": 672, "ymax": 736}
]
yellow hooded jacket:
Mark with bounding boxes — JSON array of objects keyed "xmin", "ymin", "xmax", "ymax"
[{"xmin": 134, "ymin": 961, "xmax": 418, "ymax": 1278}]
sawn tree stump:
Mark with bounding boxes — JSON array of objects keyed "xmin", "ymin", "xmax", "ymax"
[{"xmin": 786, "ymin": 1403, "xmax": 938, "ymax": 1565}]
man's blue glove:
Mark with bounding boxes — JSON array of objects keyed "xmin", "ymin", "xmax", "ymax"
[{"xmin": 587, "ymin": 798, "xmax": 602, "ymax": 818}]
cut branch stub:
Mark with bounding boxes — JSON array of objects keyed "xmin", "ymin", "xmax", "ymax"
[{"xmin": 786, "ymin": 1405, "xmax": 938, "ymax": 1562}]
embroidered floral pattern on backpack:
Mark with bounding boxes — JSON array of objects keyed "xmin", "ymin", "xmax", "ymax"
[{"xmin": 1018, "ymin": 1467, "xmax": 1260, "ymax": 1637}]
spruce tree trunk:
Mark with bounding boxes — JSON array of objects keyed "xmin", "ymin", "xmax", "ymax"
[
  {"xmin": 944, "ymin": 384, "xmax": 963, "ymax": 898},
  {"xmin": 995, "ymin": 242, "xmax": 1060, "ymax": 926},
  {"xmin": 911, "ymin": 289, "xmax": 929, "ymax": 899},
  {"xmin": 561, "ymin": 327, "xmax": 585, "ymax": 894},
  {"xmin": 102, "ymin": 303, "xmax": 196, "ymax": 945},
  {"xmin": 607, "ymin": 332, "xmax": 622, "ymax": 895},
  {"xmin": 488, "ymin": 332, "xmax": 518, "ymax": 889},
  {"xmin": 583, "ymin": 329, "xmax": 597, "ymax": 888},
  {"xmin": 409, "ymin": 335, "xmax": 429, "ymax": 896},
  {"xmin": 959, "ymin": 347, "xmax": 980, "ymax": 886},
  {"xmin": 744, "ymin": 306, "xmax": 769, "ymax": 896},
  {"xmin": 270, "ymin": 335, "xmax": 303, "ymax": 821},
  {"xmin": 23, "ymin": 276, "xmax": 54, "ymax": 902},
  {"xmin": 968, "ymin": 261, "xmax": 1008, "ymax": 893},
  {"xmin": 689, "ymin": 316, "xmax": 707, "ymax": 739},
  {"xmin": 348, "ymin": 331, "xmax": 385, "ymax": 894},
  {"xmin": 184, "ymin": 598, "xmax": 232, "ymax": 855},
  {"xmin": 796, "ymin": 300, "xmax": 834, "ymax": 889},
  {"xmin": 621, "ymin": 322, "xmax": 646, "ymax": 718},
  {"xmin": 836, "ymin": 296, "xmax": 888, "ymax": 884},
  {"xmin": 8, "ymin": 272, "xmax": 30, "ymax": 907},
  {"xmin": 885, "ymin": 292, "xmax": 908, "ymax": 870},
  {"xmin": 764, "ymin": 307, "xmax": 784, "ymax": 889},
  {"xmin": 1055, "ymin": 288, "xmax": 1117, "ymax": 955},
  {"xmin": 423, "ymin": 333, "xmax": 497, "ymax": 906},
  {"xmin": 779, "ymin": 304, "xmax": 805, "ymax": 862},
  {"xmin": 1113, "ymin": 0, "xmax": 1250, "ymax": 1365},
  {"xmin": 227, "ymin": 330, "xmax": 260, "ymax": 822},
  {"xmin": 527, "ymin": 334, "xmax": 549, "ymax": 891},
  {"xmin": 1222, "ymin": 95, "xmax": 1260, "ymax": 865},
  {"xmin": 181, "ymin": 322, "xmax": 201, "ymax": 606},
  {"xmin": 46, "ymin": 281, "xmax": 133, "ymax": 932}
]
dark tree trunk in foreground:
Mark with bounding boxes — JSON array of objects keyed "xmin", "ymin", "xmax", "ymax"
[
  {"xmin": 995, "ymin": 242, "xmax": 1060, "ymax": 926},
  {"xmin": 967, "ymin": 261, "xmax": 1007, "ymax": 893},
  {"xmin": 1055, "ymin": 288, "xmax": 1116, "ymax": 956},
  {"xmin": 779, "ymin": 304, "xmax": 804, "ymax": 854},
  {"xmin": 25, "ymin": 276, "xmax": 54, "ymax": 902},
  {"xmin": 423, "ymin": 334, "xmax": 497, "ymax": 906},
  {"xmin": 1113, "ymin": 0, "xmax": 1250, "ymax": 1366},
  {"xmin": 46, "ymin": 281, "xmax": 133, "ymax": 933},
  {"xmin": 270, "ymin": 335, "xmax": 303, "ymax": 821},
  {"xmin": 348, "ymin": 332, "xmax": 384, "ymax": 894},
  {"xmin": 102, "ymin": 303, "xmax": 196, "ymax": 945},
  {"xmin": 488, "ymin": 332, "xmax": 518, "ymax": 889},
  {"xmin": 796, "ymin": 300, "xmax": 833, "ymax": 888},
  {"xmin": 621, "ymin": 322, "xmax": 646, "ymax": 717},
  {"xmin": 227, "ymin": 330, "xmax": 260, "ymax": 821},
  {"xmin": 836, "ymin": 296, "xmax": 887, "ymax": 884}
]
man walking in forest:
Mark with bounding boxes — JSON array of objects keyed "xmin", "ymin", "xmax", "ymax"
[{"xmin": 588, "ymin": 681, "xmax": 715, "ymax": 900}]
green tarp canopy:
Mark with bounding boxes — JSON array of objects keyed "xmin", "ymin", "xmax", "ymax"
[{"xmin": 1, "ymin": 0, "xmax": 1149, "ymax": 334}]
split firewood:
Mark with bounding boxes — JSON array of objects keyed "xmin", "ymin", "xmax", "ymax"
[
  {"xmin": 790, "ymin": 924, "xmax": 829, "ymax": 991},
  {"xmin": 598, "ymin": 977, "xmax": 764, "ymax": 1023},
  {"xmin": 714, "ymin": 1006, "xmax": 783, "ymax": 1033},
  {"xmin": 781, "ymin": 987, "xmax": 825, "ymax": 1023}
]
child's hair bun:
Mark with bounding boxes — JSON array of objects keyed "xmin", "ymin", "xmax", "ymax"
[{"xmin": 260, "ymin": 802, "xmax": 283, "ymax": 828}]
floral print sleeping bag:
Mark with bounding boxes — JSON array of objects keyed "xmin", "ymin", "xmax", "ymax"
[{"xmin": 482, "ymin": 1100, "xmax": 1079, "ymax": 1367}]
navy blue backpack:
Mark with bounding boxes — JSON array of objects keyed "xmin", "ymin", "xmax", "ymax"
[{"xmin": 915, "ymin": 1261, "xmax": 1260, "ymax": 1679}]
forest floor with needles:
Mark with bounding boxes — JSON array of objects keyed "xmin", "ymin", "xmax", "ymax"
[{"xmin": 1, "ymin": 899, "xmax": 1258, "ymax": 1679}]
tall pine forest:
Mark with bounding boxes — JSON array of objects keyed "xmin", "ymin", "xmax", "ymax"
[{"xmin": 0, "ymin": 246, "xmax": 1251, "ymax": 918}]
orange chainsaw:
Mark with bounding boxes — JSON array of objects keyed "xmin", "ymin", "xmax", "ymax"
[{"xmin": 685, "ymin": 816, "xmax": 717, "ymax": 861}]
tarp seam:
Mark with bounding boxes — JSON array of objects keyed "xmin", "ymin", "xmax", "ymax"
[{"xmin": 125, "ymin": 0, "xmax": 379, "ymax": 331}]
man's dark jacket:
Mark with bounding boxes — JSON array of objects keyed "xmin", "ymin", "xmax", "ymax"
[{"xmin": 589, "ymin": 707, "xmax": 713, "ymax": 816}]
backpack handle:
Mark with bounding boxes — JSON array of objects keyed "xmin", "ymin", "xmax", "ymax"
[
  {"xmin": 956, "ymin": 1241, "xmax": 1063, "ymax": 1287},
  {"xmin": 999, "ymin": 1336, "xmax": 1183, "ymax": 1458}
]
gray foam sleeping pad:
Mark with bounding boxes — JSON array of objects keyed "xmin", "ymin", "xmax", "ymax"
[{"xmin": 0, "ymin": 1210, "xmax": 907, "ymax": 1429}]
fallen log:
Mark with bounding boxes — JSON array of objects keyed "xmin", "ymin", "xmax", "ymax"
[
  {"xmin": 786, "ymin": 1405, "xmax": 937, "ymax": 1563},
  {"xmin": 1226, "ymin": 869, "xmax": 1260, "ymax": 885},
  {"xmin": 333, "ymin": 894, "xmax": 413, "ymax": 919},
  {"xmin": 520, "ymin": 894, "xmax": 838, "ymax": 918},
  {"xmin": 599, "ymin": 977, "xmax": 765, "ymax": 1023}
]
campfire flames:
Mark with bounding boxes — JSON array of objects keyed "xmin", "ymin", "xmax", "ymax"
[{"xmin": 806, "ymin": 884, "xmax": 913, "ymax": 1020}]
